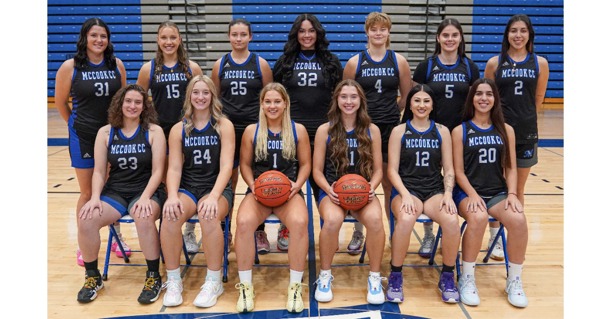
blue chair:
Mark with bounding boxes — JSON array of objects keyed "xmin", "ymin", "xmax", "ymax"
[
  {"xmin": 455, "ymin": 216, "xmax": 509, "ymax": 279},
  {"xmin": 388, "ymin": 209, "xmax": 442, "ymax": 267}
]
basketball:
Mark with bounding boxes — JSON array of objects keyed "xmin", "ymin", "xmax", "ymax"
[
  {"xmin": 333, "ymin": 174, "xmax": 370, "ymax": 211},
  {"xmin": 254, "ymin": 170, "xmax": 292, "ymax": 207}
]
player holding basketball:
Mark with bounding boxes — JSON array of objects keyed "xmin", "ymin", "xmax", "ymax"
[
  {"xmin": 386, "ymin": 84, "xmax": 461, "ymax": 304},
  {"xmin": 312, "ymin": 79, "xmax": 386, "ymax": 305},
  {"xmin": 233, "ymin": 82, "xmax": 310, "ymax": 313}
]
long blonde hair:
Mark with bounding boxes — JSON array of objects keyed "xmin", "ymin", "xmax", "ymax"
[
  {"xmin": 255, "ymin": 82, "xmax": 296, "ymax": 162},
  {"xmin": 182, "ymin": 75, "xmax": 225, "ymax": 136}
]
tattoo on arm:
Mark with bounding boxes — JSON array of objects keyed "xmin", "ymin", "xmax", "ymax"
[{"xmin": 444, "ymin": 173, "xmax": 454, "ymax": 192}]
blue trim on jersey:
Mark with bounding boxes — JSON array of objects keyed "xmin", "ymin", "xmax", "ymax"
[
  {"xmin": 364, "ymin": 49, "xmax": 390, "ymax": 64},
  {"xmin": 255, "ymin": 53, "xmax": 262, "ymax": 78},
  {"xmin": 507, "ymin": 52, "xmax": 531, "ymax": 68},
  {"xmin": 228, "ymin": 52, "xmax": 253, "ymax": 67},
  {"xmin": 193, "ymin": 120, "xmax": 212, "ymax": 134},
  {"xmin": 468, "ymin": 120, "xmax": 495, "ymax": 133},
  {"xmin": 218, "ymin": 54, "xmax": 226, "ymax": 76},
  {"xmin": 117, "ymin": 125, "xmax": 142, "ymax": 140},
  {"xmin": 291, "ymin": 120, "xmax": 298, "ymax": 145},
  {"xmin": 108, "ymin": 127, "xmax": 115, "ymax": 146},
  {"xmin": 392, "ymin": 50, "xmax": 400, "ymax": 78},
  {"xmin": 149, "ymin": 59, "xmax": 155, "ymax": 84}
]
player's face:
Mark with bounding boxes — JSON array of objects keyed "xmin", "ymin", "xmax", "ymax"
[
  {"xmin": 86, "ymin": 26, "xmax": 108, "ymax": 56},
  {"xmin": 410, "ymin": 91, "xmax": 433, "ymax": 119},
  {"xmin": 157, "ymin": 26, "xmax": 181, "ymax": 56},
  {"xmin": 190, "ymin": 81, "xmax": 212, "ymax": 111},
  {"xmin": 438, "ymin": 25, "xmax": 461, "ymax": 54},
  {"xmin": 337, "ymin": 85, "xmax": 360, "ymax": 115},
  {"xmin": 473, "ymin": 83, "xmax": 495, "ymax": 114},
  {"xmin": 229, "ymin": 23, "xmax": 252, "ymax": 51},
  {"xmin": 367, "ymin": 23, "xmax": 389, "ymax": 47},
  {"xmin": 122, "ymin": 90, "xmax": 144, "ymax": 120},
  {"xmin": 262, "ymin": 90, "xmax": 286, "ymax": 121},
  {"xmin": 508, "ymin": 21, "xmax": 529, "ymax": 51},
  {"xmin": 298, "ymin": 20, "xmax": 317, "ymax": 51}
]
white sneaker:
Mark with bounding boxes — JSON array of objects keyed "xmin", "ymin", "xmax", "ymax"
[
  {"xmin": 183, "ymin": 231, "xmax": 199, "ymax": 254},
  {"xmin": 488, "ymin": 237, "xmax": 505, "ymax": 261},
  {"xmin": 367, "ymin": 274, "xmax": 386, "ymax": 305},
  {"xmin": 235, "ymin": 282, "xmax": 255, "ymax": 313},
  {"xmin": 314, "ymin": 272, "xmax": 334, "ymax": 302},
  {"xmin": 505, "ymin": 277, "xmax": 528, "ymax": 308},
  {"xmin": 162, "ymin": 278, "xmax": 183, "ymax": 307},
  {"xmin": 194, "ymin": 278, "xmax": 224, "ymax": 308},
  {"xmin": 458, "ymin": 275, "xmax": 480, "ymax": 306}
]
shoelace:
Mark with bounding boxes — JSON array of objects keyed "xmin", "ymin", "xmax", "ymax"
[
  {"xmin": 162, "ymin": 280, "xmax": 180, "ymax": 293},
  {"xmin": 508, "ymin": 280, "xmax": 524, "ymax": 295},
  {"xmin": 279, "ymin": 226, "xmax": 290, "ymax": 239},
  {"xmin": 83, "ymin": 276, "xmax": 99, "ymax": 289},
  {"xmin": 142, "ymin": 276, "xmax": 160, "ymax": 291},
  {"xmin": 443, "ymin": 277, "xmax": 458, "ymax": 292},
  {"xmin": 422, "ymin": 235, "xmax": 435, "ymax": 246},
  {"xmin": 201, "ymin": 281, "xmax": 218, "ymax": 294},
  {"xmin": 462, "ymin": 277, "xmax": 478, "ymax": 293},
  {"xmin": 316, "ymin": 274, "xmax": 334, "ymax": 288},
  {"xmin": 369, "ymin": 276, "xmax": 387, "ymax": 292}
]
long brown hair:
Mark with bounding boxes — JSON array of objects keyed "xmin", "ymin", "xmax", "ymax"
[
  {"xmin": 154, "ymin": 21, "xmax": 191, "ymax": 79},
  {"xmin": 108, "ymin": 84, "xmax": 157, "ymax": 130},
  {"xmin": 326, "ymin": 79, "xmax": 373, "ymax": 179}
]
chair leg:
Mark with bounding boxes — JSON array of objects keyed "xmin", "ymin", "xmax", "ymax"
[
  {"xmin": 428, "ymin": 227, "xmax": 442, "ymax": 266},
  {"xmin": 223, "ymin": 216, "xmax": 230, "ymax": 283},
  {"xmin": 102, "ymin": 226, "xmax": 114, "ymax": 281}
]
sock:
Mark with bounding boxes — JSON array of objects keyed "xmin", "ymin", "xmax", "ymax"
[
  {"xmin": 184, "ymin": 222, "xmax": 195, "ymax": 234},
  {"xmin": 166, "ymin": 268, "xmax": 181, "ymax": 282},
  {"xmin": 369, "ymin": 271, "xmax": 381, "ymax": 278},
  {"xmin": 289, "ymin": 269, "xmax": 304, "ymax": 283},
  {"xmin": 206, "ymin": 268, "xmax": 221, "ymax": 282},
  {"xmin": 489, "ymin": 227, "xmax": 499, "ymax": 239},
  {"xmin": 256, "ymin": 223, "xmax": 265, "ymax": 232},
  {"xmin": 507, "ymin": 261, "xmax": 523, "ymax": 281},
  {"xmin": 390, "ymin": 263, "xmax": 402, "ymax": 273},
  {"xmin": 462, "ymin": 261, "xmax": 476, "ymax": 278},
  {"xmin": 354, "ymin": 222, "xmax": 364, "ymax": 233},
  {"xmin": 424, "ymin": 223, "xmax": 434, "ymax": 237},
  {"xmin": 84, "ymin": 260, "xmax": 99, "ymax": 273},
  {"xmin": 146, "ymin": 258, "xmax": 160, "ymax": 273},
  {"xmin": 320, "ymin": 269, "xmax": 331, "ymax": 277},
  {"xmin": 238, "ymin": 270, "xmax": 253, "ymax": 284},
  {"xmin": 441, "ymin": 264, "xmax": 455, "ymax": 273}
]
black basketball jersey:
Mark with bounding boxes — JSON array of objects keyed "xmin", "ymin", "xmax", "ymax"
[
  {"xmin": 460, "ymin": 121, "xmax": 507, "ymax": 197},
  {"xmin": 354, "ymin": 50, "xmax": 401, "ymax": 125},
  {"xmin": 70, "ymin": 60, "xmax": 122, "ymax": 143},
  {"xmin": 495, "ymin": 53, "xmax": 539, "ymax": 143},
  {"xmin": 410, "ymin": 56, "xmax": 480, "ymax": 130},
  {"xmin": 180, "ymin": 119, "xmax": 222, "ymax": 191},
  {"xmin": 252, "ymin": 121, "xmax": 299, "ymax": 181},
  {"xmin": 149, "ymin": 59, "xmax": 192, "ymax": 137},
  {"xmin": 104, "ymin": 126, "xmax": 152, "ymax": 197},
  {"xmin": 398, "ymin": 121, "xmax": 444, "ymax": 193},
  {"xmin": 218, "ymin": 52, "xmax": 263, "ymax": 130},
  {"xmin": 279, "ymin": 51, "xmax": 340, "ymax": 136},
  {"xmin": 323, "ymin": 128, "xmax": 368, "ymax": 185}
]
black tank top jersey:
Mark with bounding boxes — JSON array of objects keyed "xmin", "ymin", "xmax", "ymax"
[
  {"xmin": 410, "ymin": 56, "xmax": 480, "ymax": 130},
  {"xmin": 218, "ymin": 53, "xmax": 263, "ymax": 130},
  {"xmin": 149, "ymin": 59, "xmax": 192, "ymax": 137},
  {"xmin": 180, "ymin": 119, "xmax": 222, "ymax": 191},
  {"xmin": 494, "ymin": 53, "xmax": 539, "ymax": 143},
  {"xmin": 398, "ymin": 121, "xmax": 444, "ymax": 193},
  {"xmin": 104, "ymin": 126, "xmax": 152, "ymax": 197},
  {"xmin": 70, "ymin": 60, "xmax": 122, "ymax": 142},
  {"xmin": 354, "ymin": 50, "xmax": 401, "ymax": 124},
  {"xmin": 252, "ymin": 121, "xmax": 299, "ymax": 181},
  {"xmin": 460, "ymin": 121, "xmax": 507, "ymax": 197},
  {"xmin": 282, "ymin": 52, "xmax": 338, "ymax": 136},
  {"xmin": 323, "ymin": 128, "xmax": 369, "ymax": 185}
]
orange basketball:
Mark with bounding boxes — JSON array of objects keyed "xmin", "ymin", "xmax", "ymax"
[
  {"xmin": 333, "ymin": 174, "xmax": 370, "ymax": 211},
  {"xmin": 254, "ymin": 170, "xmax": 292, "ymax": 207}
]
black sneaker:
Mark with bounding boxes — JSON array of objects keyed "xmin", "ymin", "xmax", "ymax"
[
  {"xmin": 138, "ymin": 271, "xmax": 162, "ymax": 304},
  {"xmin": 77, "ymin": 270, "xmax": 104, "ymax": 303}
]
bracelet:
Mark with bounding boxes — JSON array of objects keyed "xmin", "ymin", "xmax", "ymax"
[{"xmin": 508, "ymin": 192, "xmax": 518, "ymax": 196}]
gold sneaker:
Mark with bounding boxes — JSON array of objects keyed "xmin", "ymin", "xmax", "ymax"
[
  {"xmin": 286, "ymin": 282, "xmax": 304, "ymax": 313},
  {"xmin": 235, "ymin": 282, "xmax": 255, "ymax": 312}
]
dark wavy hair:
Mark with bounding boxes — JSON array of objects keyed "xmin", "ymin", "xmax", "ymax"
[
  {"xmin": 326, "ymin": 79, "xmax": 373, "ymax": 180},
  {"xmin": 73, "ymin": 18, "xmax": 117, "ymax": 70},
  {"xmin": 273, "ymin": 14, "xmax": 340, "ymax": 90},
  {"xmin": 463, "ymin": 78, "xmax": 511, "ymax": 168},
  {"xmin": 154, "ymin": 21, "xmax": 192, "ymax": 80},
  {"xmin": 500, "ymin": 14, "xmax": 536, "ymax": 64},
  {"xmin": 401, "ymin": 83, "xmax": 437, "ymax": 122},
  {"xmin": 108, "ymin": 84, "xmax": 158, "ymax": 130},
  {"xmin": 434, "ymin": 18, "xmax": 466, "ymax": 58}
]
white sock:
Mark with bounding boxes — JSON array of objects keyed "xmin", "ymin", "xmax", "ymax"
[
  {"xmin": 489, "ymin": 227, "xmax": 499, "ymax": 238},
  {"xmin": 320, "ymin": 269, "xmax": 331, "ymax": 277},
  {"xmin": 424, "ymin": 223, "xmax": 434, "ymax": 236},
  {"xmin": 184, "ymin": 222, "xmax": 195, "ymax": 234},
  {"xmin": 238, "ymin": 270, "xmax": 253, "ymax": 284},
  {"xmin": 369, "ymin": 271, "xmax": 381, "ymax": 278},
  {"xmin": 354, "ymin": 222, "xmax": 364, "ymax": 233},
  {"xmin": 206, "ymin": 268, "xmax": 221, "ymax": 282},
  {"xmin": 507, "ymin": 261, "xmax": 523, "ymax": 281},
  {"xmin": 462, "ymin": 261, "xmax": 476, "ymax": 278},
  {"xmin": 289, "ymin": 269, "xmax": 303, "ymax": 284},
  {"xmin": 166, "ymin": 268, "xmax": 181, "ymax": 282}
]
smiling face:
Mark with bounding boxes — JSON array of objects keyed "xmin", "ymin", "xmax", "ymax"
[
  {"xmin": 409, "ymin": 90, "xmax": 433, "ymax": 120},
  {"xmin": 229, "ymin": 23, "xmax": 252, "ymax": 51},
  {"xmin": 473, "ymin": 83, "xmax": 495, "ymax": 114},
  {"xmin": 508, "ymin": 20, "xmax": 530, "ymax": 51},
  {"xmin": 86, "ymin": 25, "xmax": 108, "ymax": 57},
  {"xmin": 337, "ymin": 85, "xmax": 361, "ymax": 116},
  {"xmin": 190, "ymin": 80, "xmax": 212, "ymax": 111},
  {"xmin": 157, "ymin": 26, "xmax": 181, "ymax": 56},
  {"xmin": 437, "ymin": 25, "xmax": 461, "ymax": 55},
  {"xmin": 367, "ymin": 22, "xmax": 390, "ymax": 48},
  {"xmin": 122, "ymin": 89, "xmax": 144, "ymax": 121},
  {"xmin": 262, "ymin": 90, "xmax": 286, "ymax": 121},
  {"xmin": 298, "ymin": 19, "xmax": 317, "ymax": 50}
]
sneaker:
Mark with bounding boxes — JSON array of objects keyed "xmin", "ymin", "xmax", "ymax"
[
  {"xmin": 367, "ymin": 273, "xmax": 386, "ymax": 304},
  {"xmin": 76, "ymin": 249, "xmax": 84, "ymax": 267},
  {"xmin": 162, "ymin": 277, "xmax": 183, "ymax": 307},
  {"xmin": 458, "ymin": 275, "xmax": 480, "ymax": 306},
  {"xmin": 277, "ymin": 224, "xmax": 290, "ymax": 251},
  {"xmin": 138, "ymin": 271, "xmax": 162, "ymax": 304},
  {"xmin": 438, "ymin": 272, "xmax": 460, "ymax": 303},
  {"xmin": 314, "ymin": 272, "xmax": 334, "ymax": 302},
  {"xmin": 255, "ymin": 230, "xmax": 270, "ymax": 255},
  {"xmin": 488, "ymin": 237, "xmax": 505, "ymax": 261},
  {"xmin": 418, "ymin": 233, "xmax": 435, "ymax": 258},
  {"xmin": 183, "ymin": 231, "xmax": 199, "ymax": 254},
  {"xmin": 505, "ymin": 277, "xmax": 528, "ymax": 308},
  {"xmin": 111, "ymin": 237, "xmax": 132, "ymax": 258},
  {"xmin": 386, "ymin": 271, "xmax": 404, "ymax": 303},
  {"xmin": 77, "ymin": 270, "xmax": 104, "ymax": 303},
  {"xmin": 235, "ymin": 282, "xmax": 255, "ymax": 313},
  {"xmin": 347, "ymin": 230, "xmax": 365, "ymax": 255},
  {"xmin": 286, "ymin": 282, "xmax": 304, "ymax": 313},
  {"xmin": 194, "ymin": 278, "xmax": 224, "ymax": 308}
]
